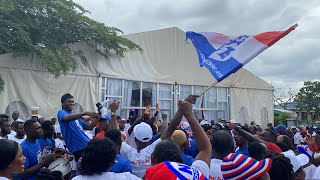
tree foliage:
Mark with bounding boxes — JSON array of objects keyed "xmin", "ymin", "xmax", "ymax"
[
  {"xmin": 295, "ymin": 81, "xmax": 320, "ymax": 118},
  {"xmin": 0, "ymin": 0, "xmax": 142, "ymax": 92},
  {"xmin": 274, "ymin": 112, "xmax": 290, "ymax": 125},
  {"xmin": 273, "ymin": 88, "xmax": 296, "ymax": 109}
]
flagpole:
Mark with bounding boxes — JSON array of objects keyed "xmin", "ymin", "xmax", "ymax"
[{"xmin": 198, "ymin": 81, "xmax": 219, "ymax": 96}]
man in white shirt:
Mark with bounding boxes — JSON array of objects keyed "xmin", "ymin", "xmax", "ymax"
[
  {"xmin": 8, "ymin": 121, "xmax": 26, "ymax": 144},
  {"xmin": 292, "ymin": 126, "xmax": 304, "ymax": 145},
  {"xmin": 120, "ymin": 106, "xmax": 181, "ymax": 178},
  {"xmin": 209, "ymin": 130, "xmax": 234, "ymax": 180},
  {"xmin": 145, "ymin": 97, "xmax": 212, "ymax": 179}
]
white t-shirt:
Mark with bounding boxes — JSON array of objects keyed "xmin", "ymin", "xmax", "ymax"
[
  {"xmin": 9, "ymin": 130, "xmax": 16, "ymax": 136},
  {"xmin": 72, "ymin": 172, "xmax": 141, "ymax": 180},
  {"xmin": 8, "ymin": 135, "xmax": 26, "ymax": 144},
  {"xmin": 313, "ymin": 165, "xmax": 320, "ymax": 180},
  {"xmin": 120, "ymin": 138, "xmax": 161, "ymax": 178},
  {"xmin": 191, "ymin": 160, "xmax": 210, "ymax": 178},
  {"xmin": 0, "ymin": 177, "xmax": 10, "ymax": 180},
  {"xmin": 125, "ymin": 131, "xmax": 137, "ymax": 148},
  {"xmin": 209, "ymin": 158, "xmax": 223, "ymax": 180},
  {"xmin": 303, "ymin": 163, "xmax": 316, "ymax": 180},
  {"xmin": 294, "ymin": 133, "xmax": 304, "ymax": 145},
  {"xmin": 54, "ymin": 124, "xmax": 62, "ymax": 134}
]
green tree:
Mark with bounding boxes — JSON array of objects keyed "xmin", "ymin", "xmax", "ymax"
[
  {"xmin": 274, "ymin": 112, "xmax": 290, "ymax": 125},
  {"xmin": 295, "ymin": 81, "xmax": 320, "ymax": 122},
  {"xmin": 0, "ymin": 0, "xmax": 142, "ymax": 92}
]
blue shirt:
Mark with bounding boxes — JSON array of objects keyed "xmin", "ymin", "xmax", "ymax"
[
  {"xmin": 236, "ymin": 146, "xmax": 249, "ymax": 156},
  {"xmin": 37, "ymin": 138, "xmax": 55, "ymax": 150},
  {"xmin": 57, "ymin": 109, "xmax": 90, "ymax": 153},
  {"xmin": 21, "ymin": 140, "xmax": 43, "ymax": 180},
  {"xmin": 110, "ymin": 154, "xmax": 132, "ymax": 173},
  {"xmin": 181, "ymin": 154, "xmax": 194, "ymax": 166},
  {"xmin": 184, "ymin": 136, "xmax": 199, "ymax": 158}
]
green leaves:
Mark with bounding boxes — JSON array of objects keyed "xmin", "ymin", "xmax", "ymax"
[
  {"xmin": 295, "ymin": 81, "xmax": 320, "ymax": 112},
  {"xmin": 0, "ymin": 0, "xmax": 142, "ymax": 92}
]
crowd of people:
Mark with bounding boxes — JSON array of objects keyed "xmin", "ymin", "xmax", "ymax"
[{"xmin": 1, "ymin": 93, "xmax": 320, "ymax": 179}]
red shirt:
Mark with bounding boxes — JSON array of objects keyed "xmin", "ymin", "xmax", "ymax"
[
  {"xmin": 265, "ymin": 142, "xmax": 282, "ymax": 153},
  {"xmin": 96, "ymin": 131, "xmax": 105, "ymax": 138}
]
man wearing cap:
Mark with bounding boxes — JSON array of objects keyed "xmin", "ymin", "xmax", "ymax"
[
  {"xmin": 145, "ymin": 98, "xmax": 211, "ymax": 179},
  {"xmin": 282, "ymin": 150, "xmax": 307, "ymax": 180},
  {"xmin": 171, "ymin": 130, "xmax": 194, "ymax": 166},
  {"xmin": 292, "ymin": 126, "xmax": 304, "ymax": 146},
  {"xmin": 57, "ymin": 93, "xmax": 98, "ymax": 162},
  {"xmin": 95, "ymin": 115, "xmax": 112, "ymax": 138},
  {"xmin": 121, "ymin": 96, "xmax": 198, "ymax": 178}
]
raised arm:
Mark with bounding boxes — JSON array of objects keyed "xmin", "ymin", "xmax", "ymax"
[
  {"xmin": 109, "ymin": 100, "xmax": 120, "ymax": 130},
  {"xmin": 179, "ymin": 100, "xmax": 212, "ymax": 167},
  {"xmin": 235, "ymin": 125, "xmax": 262, "ymax": 143},
  {"xmin": 160, "ymin": 95, "xmax": 199, "ymax": 140},
  {"xmin": 62, "ymin": 111, "xmax": 95, "ymax": 122}
]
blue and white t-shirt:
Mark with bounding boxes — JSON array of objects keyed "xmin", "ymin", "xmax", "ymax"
[
  {"xmin": 57, "ymin": 109, "xmax": 90, "ymax": 153},
  {"xmin": 21, "ymin": 140, "xmax": 44, "ymax": 180},
  {"xmin": 111, "ymin": 154, "xmax": 132, "ymax": 173}
]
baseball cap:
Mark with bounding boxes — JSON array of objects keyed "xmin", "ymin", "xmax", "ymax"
[
  {"xmin": 133, "ymin": 122, "xmax": 153, "ymax": 142},
  {"xmin": 282, "ymin": 150, "xmax": 309, "ymax": 172},
  {"xmin": 171, "ymin": 130, "xmax": 187, "ymax": 146},
  {"xmin": 291, "ymin": 126, "xmax": 297, "ymax": 129},
  {"xmin": 274, "ymin": 124, "xmax": 286, "ymax": 131},
  {"xmin": 99, "ymin": 115, "xmax": 111, "ymax": 122},
  {"xmin": 180, "ymin": 121, "xmax": 191, "ymax": 132},
  {"xmin": 200, "ymin": 120, "xmax": 209, "ymax": 126},
  {"xmin": 221, "ymin": 153, "xmax": 272, "ymax": 180}
]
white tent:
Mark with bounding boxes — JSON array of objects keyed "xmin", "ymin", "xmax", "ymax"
[{"xmin": 0, "ymin": 27, "xmax": 273, "ymax": 126}]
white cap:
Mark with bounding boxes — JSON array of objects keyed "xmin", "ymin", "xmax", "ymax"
[
  {"xmin": 282, "ymin": 150, "xmax": 309, "ymax": 172},
  {"xmin": 180, "ymin": 121, "xmax": 191, "ymax": 132},
  {"xmin": 200, "ymin": 120, "xmax": 209, "ymax": 126},
  {"xmin": 230, "ymin": 119, "xmax": 238, "ymax": 124},
  {"xmin": 291, "ymin": 126, "xmax": 297, "ymax": 129},
  {"xmin": 121, "ymin": 118, "xmax": 126, "ymax": 121},
  {"xmin": 133, "ymin": 122, "xmax": 153, "ymax": 142}
]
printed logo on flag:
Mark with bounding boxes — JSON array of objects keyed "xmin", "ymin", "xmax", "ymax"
[{"xmin": 165, "ymin": 161, "xmax": 207, "ymax": 180}]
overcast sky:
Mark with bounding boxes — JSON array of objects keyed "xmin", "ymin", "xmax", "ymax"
[{"xmin": 74, "ymin": 0, "xmax": 320, "ymax": 93}]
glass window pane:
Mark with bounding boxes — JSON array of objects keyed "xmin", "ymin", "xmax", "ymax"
[
  {"xmin": 107, "ymin": 79, "xmax": 122, "ymax": 96},
  {"xmin": 204, "ymin": 87, "xmax": 217, "ymax": 109},
  {"xmin": 100, "ymin": 89, "xmax": 105, "ymax": 102},
  {"xmin": 180, "ymin": 85, "xmax": 192, "ymax": 100},
  {"xmin": 142, "ymin": 82, "xmax": 157, "ymax": 107},
  {"xmin": 159, "ymin": 100, "xmax": 171, "ymax": 110},
  {"xmin": 218, "ymin": 88, "xmax": 228, "ymax": 100},
  {"xmin": 102, "ymin": 77, "xmax": 106, "ymax": 88},
  {"xmin": 159, "ymin": 84, "xmax": 172, "ymax": 99},
  {"xmin": 124, "ymin": 81, "xmax": 140, "ymax": 107},
  {"xmin": 218, "ymin": 102, "xmax": 228, "ymax": 119},
  {"xmin": 193, "ymin": 86, "xmax": 204, "ymax": 108}
]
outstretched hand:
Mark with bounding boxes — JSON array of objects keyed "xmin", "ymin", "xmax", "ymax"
[
  {"xmin": 109, "ymin": 100, "xmax": 120, "ymax": 112},
  {"xmin": 178, "ymin": 100, "xmax": 193, "ymax": 115},
  {"xmin": 184, "ymin": 95, "xmax": 200, "ymax": 104}
]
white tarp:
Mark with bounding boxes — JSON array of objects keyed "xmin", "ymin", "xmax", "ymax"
[{"xmin": 0, "ymin": 27, "xmax": 273, "ymax": 121}]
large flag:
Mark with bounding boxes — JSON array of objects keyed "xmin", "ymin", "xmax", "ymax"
[{"xmin": 186, "ymin": 24, "xmax": 297, "ymax": 82}]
